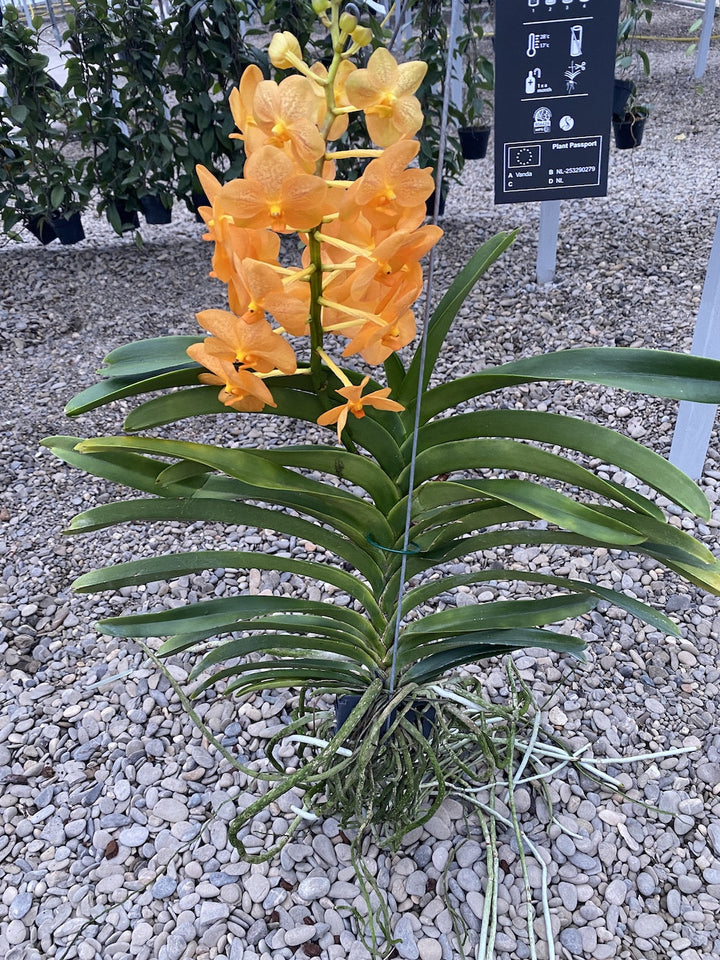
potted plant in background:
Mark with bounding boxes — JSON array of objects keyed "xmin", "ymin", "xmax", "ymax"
[
  {"xmin": 405, "ymin": 0, "xmax": 464, "ymax": 214},
  {"xmin": 457, "ymin": 0, "xmax": 493, "ymax": 161},
  {"xmin": 65, "ymin": 0, "xmax": 142, "ymax": 235},
  {"xmin": 159, "ymin": 0, "xmax": 267, "ymax": 215},
  {"xmin": 1, "ymin": 4, "xmax": 89, "ymax": 244},
  {"xmin": 613, "ymin": 0, "xmax": 652, "ymax": 146},
  {"xmin": 112, "ymin": 0, "xmax": 177, "ymax": 225}
]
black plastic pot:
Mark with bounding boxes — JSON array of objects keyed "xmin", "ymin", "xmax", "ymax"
[
  {"xmin": 336, "ymin": 694, "xmax": 436, "ymax": 739},
  {"xmin": 613, "ymin": 113, "xmax": 647, "ymax": 150},
  {"xmin": 459, "ymin": 125, "xmax": 491, "ymax": 160},
  {"xmin": 612, "ymin": 79, "xmax": 636, "ymax": 118},
  {"xmin": 191, "ymin": 190, "xmax": 210, "ymax": 222},
  {"xmin": 50, "ymin": 211, "xmax": 85, "ymax": 245},
  {"xmin": 26, "ymin": 214, "xmax": 57, "ymax": 245},
  {"xmin": 139, "ymin": 194, "xmax": 172, "ymax": 224},
  {"xmin": 112, "ymin": 199, "xmax": 140, "ymax": 232},
  {"xmin": 425, "ymin": 186, "xmax": 447, "ymax": 218}
]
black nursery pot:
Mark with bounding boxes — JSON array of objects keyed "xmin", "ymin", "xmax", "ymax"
[
  {"xmin": 26, "ymin": 214, "xmax": 57, "ymax": 245},
  {"xmin": 612, "ymin": 79, "xmax": 636, "ymax": 118},
  {"xmin": 113, "ymin": 199, "xmax": 140, "ymax": 232},
  {"xmin": 51, "ymin": 211, "xmax": 85, "ymax": 245},
  {"xmin": 425, "ymin": 186, "xmax": 447, "ymax": 218},
  {"xmin": 139, "ymin": 194, "xmax": 172, "ymax": 224},
  {"xmin": 191, "ymin": 190, "xmax": 210, "ymax": 222},
  {"xmin": 336, "ymin": 694, "xmax": 436, "ymax": 739},
  {"xmin": 459, "ymin": 125, "xmax": 491, "ymax": 160},
  {"xmin": 613, "ymin": 113, "xmax": 647, "ymax": 150}
]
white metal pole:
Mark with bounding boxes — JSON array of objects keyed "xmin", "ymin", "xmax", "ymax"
[
  {"xmin": 669, "ymin": 210, "xmax": 720, "ymax": 479},
  {"xmin": 536, "ymin": 200, "xmax": 561, "ymax": 284},
  {"xmin": 693, "ymin": 0, "xmax": 716, "ymax": 80}
]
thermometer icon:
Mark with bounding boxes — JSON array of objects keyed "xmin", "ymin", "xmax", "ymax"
[{"xmin": 527, "ymin": 33, "xmax": 538, "ymax": 56}]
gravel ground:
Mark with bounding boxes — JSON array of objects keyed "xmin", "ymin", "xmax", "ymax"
[{"xmin": 2, "ymin": 6, "xmax": 720, "ymax": 960}]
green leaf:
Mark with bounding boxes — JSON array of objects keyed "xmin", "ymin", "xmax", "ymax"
[
  {"xmin": 101, "ymin": 336, "xmax": 203, "ymax": 379},
  {"xmin": 41, "ymin": 436, "xmax": 191, "ymax": 498},
  {"xmin": 399, "ymin": 569, "xmax": 681, "ymax": 637},
  {"xmin": 9, "ymin": 104, "xmax": 28, "ymax": 124},
  {"xmin": 219, "ymin": 660, "xmax": 371, "ymax": 698},
  {"xmin": 397, "ymin": 438, "xmax": 664, "ymax": 519},
  {"xmin": 258, "ymin": 446, "xmax": 401, "ymax": 514},
  {"xmin": 189, "ymin": 632, "xmax": 379, "ymax": 685},
  {"xmin": 75, "ymin": 436, "xmax": 395, "ymax": 549},
  {"xmin": 407, "ymin": 409, "xmax": 709, "ymax": 519},
  {"xmin": 421, "ymin": 348, "xmax": 720, "ymax": 421},
  {"xmin": 398, "ymin": 593, "xmax": 596, "ymax": 645},
  {"xmin": 403, "ymin": 628, "xmax": 586, "ymax": 683},
  {"xmin": 62, "ymin": 497, "xmax": 385, "ymax": 592},
  {"xmin": 72, "ymin": 549, "xmax": 384, "ymax": 630},
  {"xmin": 99, "ymin": 594, "xmax": 376, "ymax": 643},
  {"xmin": 436, "ymin": 478, "xmax": 645, "ymax": 546},
  {"xmin": 398, "ymin": 232, "xmax": 516, "ymax": 406},
  {"xmin": 65, "ymin": 369, "xmax": 204, "ymax": 417}
]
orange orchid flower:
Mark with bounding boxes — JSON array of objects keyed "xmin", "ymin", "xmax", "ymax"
[
  {"xmin": 218, "ymin": 146, "xmax": 331, "ymax": 232},
  {"xmin": 344, "ymin": 48, "xmax": 426, "ymax": 147},
  {"xmin": 232, "ymin": 258, "xmax": 311, "ymax": 336},
  {"xmin": 195, "ymin": 165, "xmax": 281, "ymax": 292},
  {"xmin": 350, "ymin": 225, "xmax": 442, "ymax": 294},
  {"xmin": 229, "ymin": 65, "xmax": 264, "ymax": 141},
  {"xmin": 349, "ymin": 140, "xmax": 435, "ymax": 230},
  {"xmin": 190, "ymin": 310, "xmax": 297, "ymax": 374},
  {"xmin": 253, "ymin": 76, "xmax": 326, "ymax": 171},
  {"xmin": 341, "ymin": 306, "xmax": 417, "ymax": 365},
  {"xmin": 187, "ymin": 350, "xmax": 277, "ymax": 411},
  {"xmin": 309, "ymin": 60, "xmax": 358, "ymax": 140},
  {"xmin": 317, "ymin": 376, "xmax": 404, "ymax": 442}
]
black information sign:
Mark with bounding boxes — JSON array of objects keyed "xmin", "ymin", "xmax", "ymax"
[{"xmin": 494, "ymin": 0, "xmax": 620, "ymax": 205}]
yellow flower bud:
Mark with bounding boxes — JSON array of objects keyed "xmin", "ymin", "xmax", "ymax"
[
  {"xmin": 339, "ymin": 11, "xmax": 358, "ymax": 32},
  {"xmin": 311, "ymin": 0, "xmax": 329, "ymax": 12},
  {"xmin": 269, "ymin": 32, "xmax": 303, "ymax": 70},
  {"xmin": 351, "ymin": 25, "xmax": 372, "ymax": 47}
]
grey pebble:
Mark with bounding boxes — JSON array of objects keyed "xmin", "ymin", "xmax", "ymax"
[
  {"xmin": 152, "ymin": 876, "xmax": 177, "ymax": 899},
  {"xmin": 559, "ymin": 927, "xmax": 583, "ymax": 955},
  {"xmin": 9, "ymin": 892, "xmax": 33, "ymax": 921},
  {"xmin": 631, "ymin": 914, "xmax": 667, "ymax": 938},
  {"xmin": 394, "ymin": 915, "xmax": 419, "ymax": 960},
  {"xmin": 119, "ymin": 825, "xmax": 149, "ymax": 847},
  {"xmin": 297, "ymin": 876, "xmax": 331, "ymax": 900}
]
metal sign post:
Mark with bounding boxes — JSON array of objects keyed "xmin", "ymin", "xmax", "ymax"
[
  {"xmin": 494, "ymin": 0, "xmax": 620, "ymax": 282},
  {"xmin": 694, "ymin": 0, "xmax": 716, "ymax": 80},
  {"xmin": 669, "ymin": 210, "xmax": 720, "ymax": 480}
]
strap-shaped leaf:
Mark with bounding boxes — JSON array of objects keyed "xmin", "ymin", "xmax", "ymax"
[
  {"xmin": 397, "ymin": 438, "xmax": 664, "ymax": 519},
  {"xmin": 219, "ymin": 660, "xmax": 372, "ymax": 698},
  {"xmin": 398, "ymin": 569, "xmax": 681, "ymax": 636},
  {"xmin": 65, "ymin": 368, "xmax": 205, "ymax": 417},
  {"xmin": 122, "ymin": 384, "xmax": 325, "ymax": 432},
  {"xmin": 449, "ymin": 478, "xmax": 644, "ymax": 545},
  {"xmin": 100, "ymin": 335, "xmax": 203, "ymax": 379},
  {"xmin": 396, "ymin": 593, "xmax": 596, "ymax": 646},
  {"xmin": 72, "ymin": 550, "xmax": 384, "ymax": 630},
  {"xmin": 189, "ymin": 631, "xmax": 379, "ymax": 683},
  {"xmin": 407, "ymin": 409, "xmax": 708, "ymax": 519},
  {"xmin": 98, "ymin": 595, "xmax": 376, "ymax": 643},
  {"xmin": 75, "ymin": 436, "xmax": 395, "ymax": 548},
  {"xmin": 398, "ymin": 231, "xmax": 517, "ymax": 405},
  {"xmin": 42, "ymin": 436, "xmax": 196, "ymax": 498},
  {"xmin": 420, "ymin": 348, "xmax": 720, "ymax": 421},
  {"xmin": 255, "ymin": 446, "xmax": 402, "ymax": 515},
  {"xmin": 63, "ymin": 497, "xmax": 385, "ymax": 591},
  {"xmin": 589, "ymin": 504, "xmax": 717, "ymax": 568},
  {"xmin": 402, "ymin": 628, "xmax": 586, "ymax": 683}
]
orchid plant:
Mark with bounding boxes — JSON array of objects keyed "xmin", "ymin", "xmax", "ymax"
[{"xmin": 45, "ymin": 0, "xmax": 720, "ymax": 857}]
